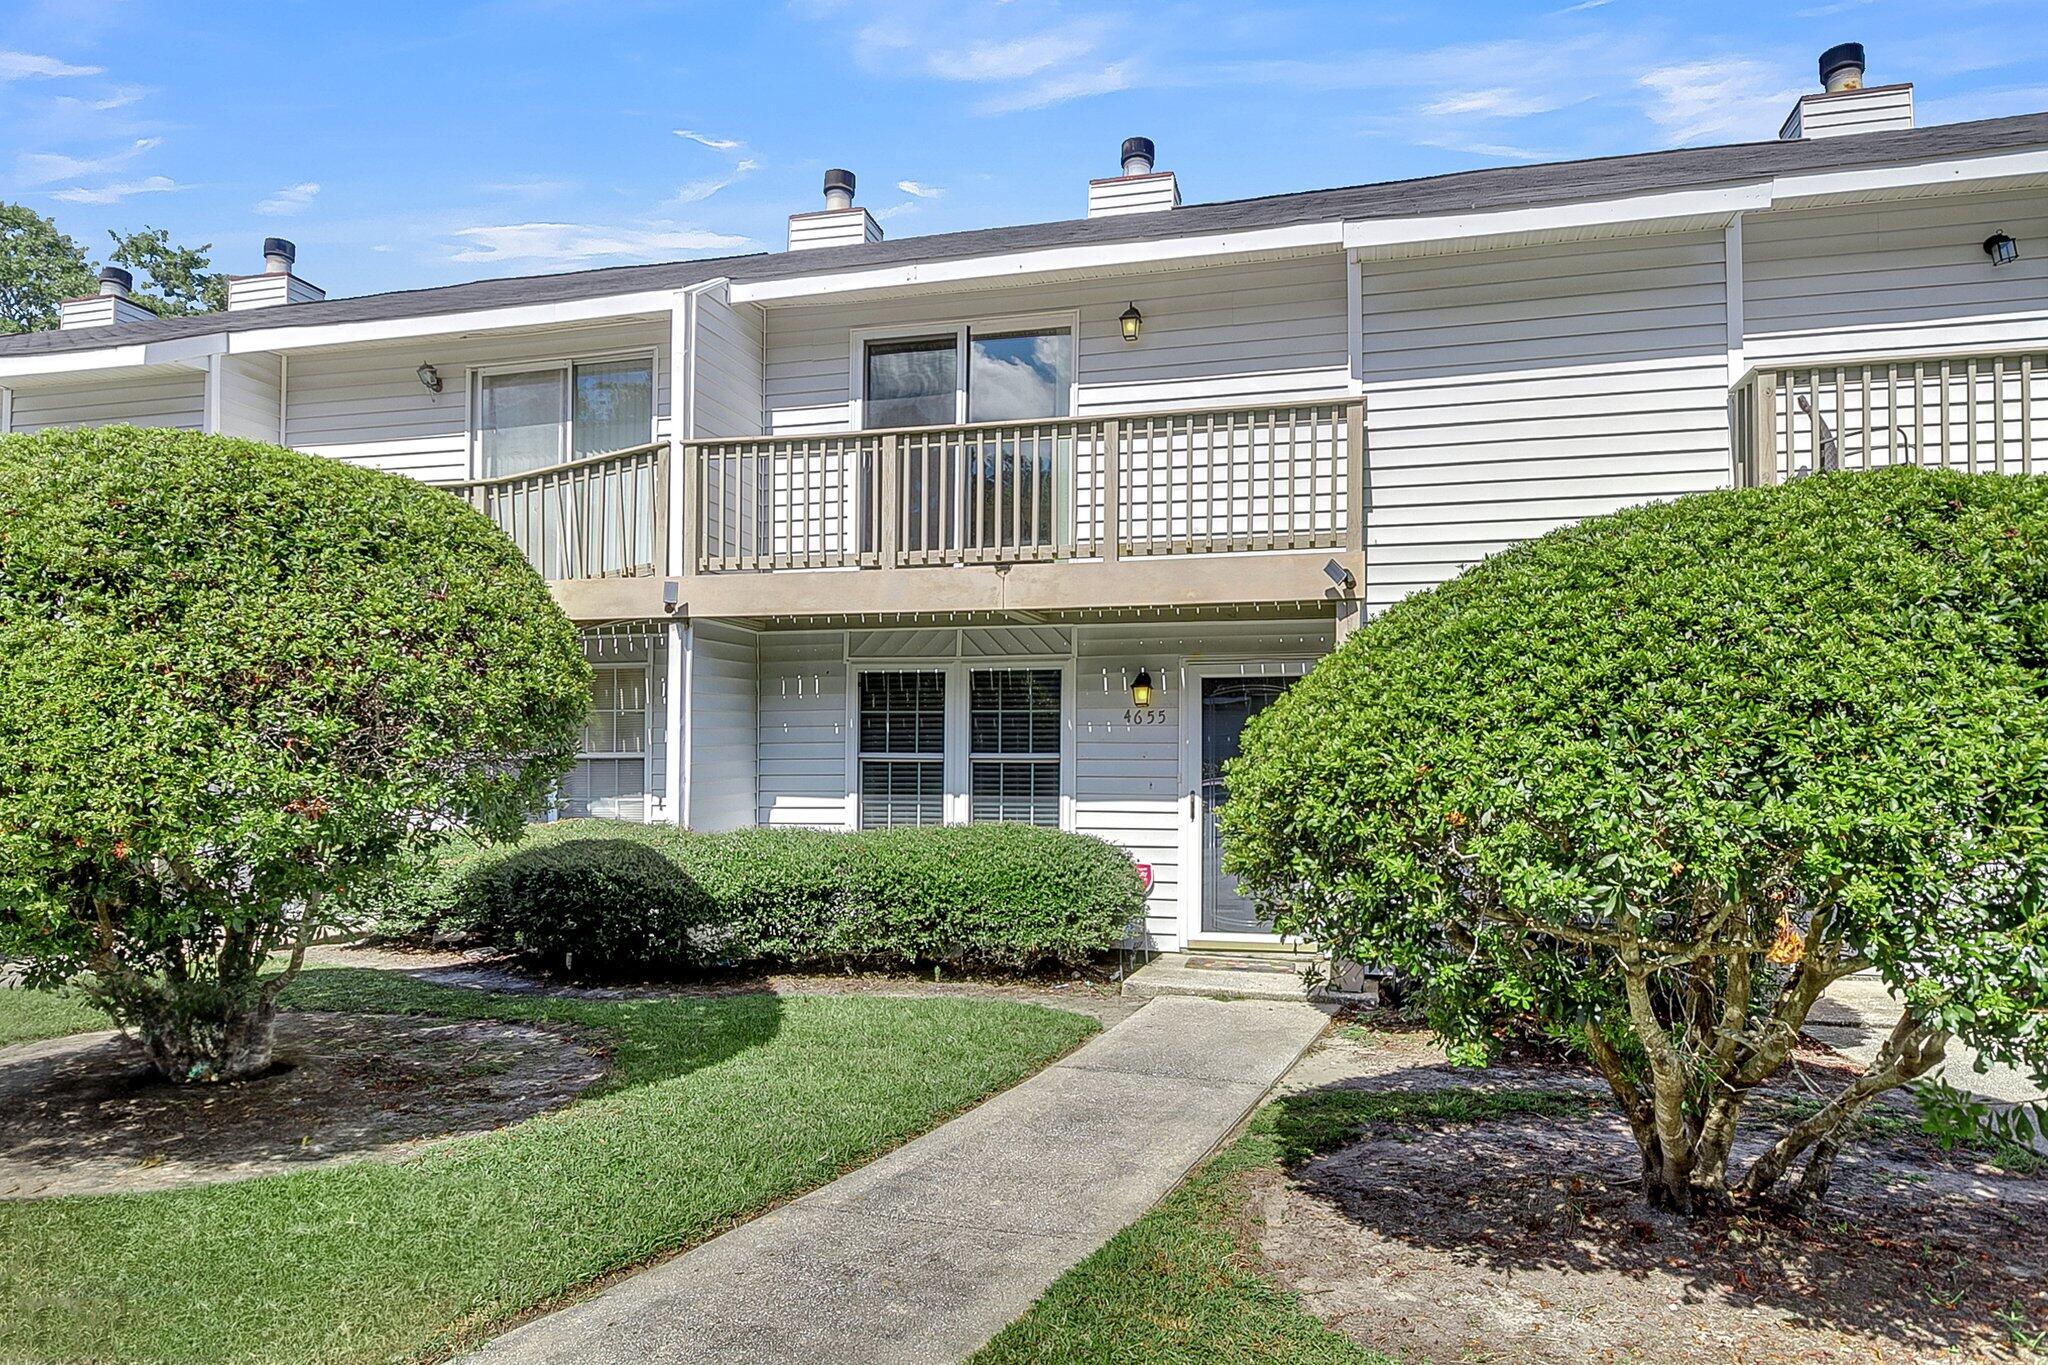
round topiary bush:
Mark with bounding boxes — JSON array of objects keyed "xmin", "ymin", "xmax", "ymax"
[
  {"xmin": 0, "ymin": 426, "xmax": 590, "ymax": 1081},
  {"xmin": 461, "ymin": 834, "xmax": 715, "ymax": 975},
  {"xmin": 1222, "ymin": 465, "xmax": 2048, "ymax": 1213}
]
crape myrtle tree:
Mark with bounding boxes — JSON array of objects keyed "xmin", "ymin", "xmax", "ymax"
[
  {"xmin": 0, "ymin": 427, "xmax": 589, "ymax": 1081},
  {"xmin": 1222, "ymin": 465, "xmax": 2048, "ymax": 1214}
]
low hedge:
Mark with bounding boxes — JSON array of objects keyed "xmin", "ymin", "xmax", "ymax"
[{"xmin": 371, "ymin": 820, "xmax": 1145, "ymax": 976}]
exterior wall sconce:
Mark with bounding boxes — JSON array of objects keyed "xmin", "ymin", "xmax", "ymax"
[
  {"xmin": 1130, "ymin": 668, "xmax": 1154, "ymax": 706},
  {"xmin": 416, "ymin": 363, "xmax": 443, "ymax": 393},
  {"xmin": 1120, "ymin": 302, "xmax": 1143, "ymax": 342},
  {"xmin": 1984, "ymin": 232, "xmax": 2020, "ymax": 267}
]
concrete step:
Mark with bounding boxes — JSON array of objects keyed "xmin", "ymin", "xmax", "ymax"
[{"xmin": 1122, "ymin": 951, "xmax": 1374, "ymax": 1004}]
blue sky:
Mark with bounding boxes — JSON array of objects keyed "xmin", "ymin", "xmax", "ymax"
[{"xmin": 3, "ymin": 0, "xmax": 2044, "ymax": 299}]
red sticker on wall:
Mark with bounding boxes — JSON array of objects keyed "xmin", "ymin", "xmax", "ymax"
[{"xmin": 1135, "ymin": 862, "xmax": 1153, "ymax": 895}]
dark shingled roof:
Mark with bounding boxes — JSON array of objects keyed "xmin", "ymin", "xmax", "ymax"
[{"xmin": 6, "ymin": 111, "xmax": 2046, "ymax": 360}]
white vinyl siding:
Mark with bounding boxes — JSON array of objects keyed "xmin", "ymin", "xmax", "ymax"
[
  {"xmin": 5, "ymin": 368, "xmax": 205, "ymax": 434},
  {"xmin": 216, "ymin": 354, "xmax": 283, "ymax": 442},
  {"xmin": 685, "ymin": 620, "xmax": 759, "ymax": 831},
  {"xmin": 1742, "ymin": 189, "xmax": 2048, "ymax": 367},
  {"xmin": 756, "ymin": 632, "xmax": 851, "ymax": 829},
  {"xmin": 762, "ymin": 253, "xmax": 1350, "ymax": 434},
  {"xmin": 282, "ymin": 318, "xmax": 671, "ymax": 483},
  {"xmin": 1357, "ymin": 231, "xmax": 1734, "ymax": 610},
  {"xmin": 688, "ymin": 284, "xmax": 766, "ymax": 439}
]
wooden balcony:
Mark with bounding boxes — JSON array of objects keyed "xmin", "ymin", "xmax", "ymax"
[
  {"xmin": 455, "ymin": 401, "xmax": 1368, "ymax": 620},
  {"xmin": 1733, "ymin": 350, "xmax": 2045, "ymax": 487}
]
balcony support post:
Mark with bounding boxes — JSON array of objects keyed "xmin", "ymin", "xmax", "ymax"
[
  {"xmin": 1101, "ymin": 417, "xmax": 1121, "ymax": 564},
  {"xmin": 1344, "ymin": 399, "xmax": 1366, "ymax": 554},
  {"xmin": 654, "ymin": 441, "xmax": 674, "ymax": 580},
  {"xmin": 878, "ymin": 433, "xmax": 900, "ymax": 568}
]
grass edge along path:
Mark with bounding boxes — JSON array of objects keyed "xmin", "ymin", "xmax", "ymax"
[
  {"xmin": 0, "ymin": 967, "xmax": 1098, "ymax": 1364},
  {"xmin": 970, "ymin": 1088, "xmax": 1597, "ymax": 1365},
  {"xmin": 0, "ymin": 986, "xmax": 111, "ymax": 1046}
]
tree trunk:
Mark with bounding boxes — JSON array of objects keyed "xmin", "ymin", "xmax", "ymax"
[{"xmin": 137, "ymin": 991, "xmax": 280, "ymax": 1082}]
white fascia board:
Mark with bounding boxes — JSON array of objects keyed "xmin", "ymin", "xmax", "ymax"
[
  {"xmin": 0, "ymin": 331, "xmax": 225, "ymax": 381},
  {"xmin": 1767, "ymin": 146, "xmax": 2048, "ymax": 208},
  {"xmin": 222, "ymin": 289, "xmax": 681, "ymax": 354},
  {"xmin": 1342, "ymin": 183, "xmax": 1773, "ymax": 253},
  {"xmin": 729, "ymin": 221, "xmax": 1344, "ymax": 304}
]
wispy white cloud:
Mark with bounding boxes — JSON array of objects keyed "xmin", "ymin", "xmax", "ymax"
[
  {"xmin": 1552, "ymin": 0, "xmax": 1614, "ymax": 12},
  {"xmin": 1415, "ymin": 137, "xmax": 1558, "ymax": 163},
  {"xmin": 448, "ymin": 220, "xmax": 751, "ymax": 266},
  {"xmin": 672, "ymin": 156, "xmax": 758, "ymax": 205},
  {"xmin": 16, "ymin": 135, "xmax": 161, "ymax": 185},
  {"xmin": 921, "ymin": 29, "xmax": 1104, "ymax": 82},
  {"xmin": 476, "ymin": 177, "xmax": 576, "ymax": 198},
  {"xmin": 51, "ymin": 174, "xmax": 179, "ymax": 204},
  {"xmin": 1638, "ymin": 58, "xmax": 1802, "ymax": 144},
  {"xmin": 871, "ymin": 200, "xmax": 922, "ymax": 221},
  {"xmin": 976, "ymin": 61, "xmax": 1137, "ymax": 114},
  {"xmin": 256, "ymin": 180, "xmax": 320, "ymax": 216},
  {"xmin": 1422, "ymin": 86, "xmax": 1584, "ymax": 118},
  {"xmin": 674, "ymin": 129, "xmax": 742, "ymax": 150},
  {"xmin": 895, "ymin": 179, "xmax": 943, "ymax": 199},
  {"xmin": 0, "ymin": 50, "xmax": 101, "ymax": 81}
]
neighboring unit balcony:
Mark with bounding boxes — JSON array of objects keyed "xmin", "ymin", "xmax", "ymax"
[
  {"xmin": 455, "ymin": 400, "xmax": 1367, "ymax": 618},
  {"xmin": 1732, "ymin": 349, "xmax": 2046, "ymax": 486}
]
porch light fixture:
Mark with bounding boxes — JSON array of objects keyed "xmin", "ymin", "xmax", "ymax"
[
  {"xmin": 1120, "ymin": 302, "xmax": 1143, "ymax": 343},
  {"xmin": 415, "ymin": 363, "xmax": 443, "ymax": 393},
  {"xmin": 1130, "ymin": 669, "xmax": 1154, "ymax": 707},
  {"xmin": 1984, "ymin": 232, "xmax": 2020, "ymax": 267}
]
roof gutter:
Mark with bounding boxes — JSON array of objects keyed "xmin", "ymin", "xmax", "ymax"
[{"xmin": 0, "ymin": 331, "xmax": 225, "ymax": 382}]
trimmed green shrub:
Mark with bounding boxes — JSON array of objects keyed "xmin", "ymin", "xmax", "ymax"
[
  {"xmin": 383, "ymin": 819, "xmax": 1145, "ymax": 975},
  {"xmin": 0, "ymin": 426, "xmax": 587, "ymax": 1080},
  {"xmin": 1221, "ymin": 465, "xmax": 2048, "ymax": 1214},
  {"xmin": 464, "ymin": 837, "xmax": 715, "ymax": 974}
]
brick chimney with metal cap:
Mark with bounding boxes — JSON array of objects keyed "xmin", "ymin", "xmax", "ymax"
[
  {"xmin": 58, "ymin": 266, "xmax": 158, "ymax": 329},
  {"xmin": 1780, "ymin": 42, "xmax": 1915, "ymax": 140},
  {"xmin": 1088, "ymin": 135, "xmax": 1180, "ymax": 217},
  {"xmin": 789, "ymin": 169, "xmax": 884, "ymax": 251},
  {"xmin": 226, "ymin": 237, "xmax": 327, "ymax": 310}
]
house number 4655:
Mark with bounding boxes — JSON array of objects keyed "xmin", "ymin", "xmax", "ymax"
[{"xmin": 1122, "ymin": 708, "xmax": 1169, "ymax": 726}]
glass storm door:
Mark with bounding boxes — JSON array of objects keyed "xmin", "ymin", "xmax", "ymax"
[{"xmin": 1198, "ymin": 677, "xmax": 1293, "ymax": 935}]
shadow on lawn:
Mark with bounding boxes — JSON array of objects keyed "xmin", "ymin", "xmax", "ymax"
[
  {"xmin": 1262, "ymin": 1075, "xmax": 2048, "ymax": 1359},
  {"xmin": 0, "ymin": 966, "xmax": 782, "ymax": 1197}
]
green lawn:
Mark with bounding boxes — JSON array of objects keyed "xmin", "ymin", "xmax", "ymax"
[
  {"xmin": 971, "ymin": 1088, "xmax": 1596, "ymax": 1365},
  {"xmin": 0, "ymin": 968, "xmax": 1097, "ymax": 1364},
  {"xmin": 0, "ymin": 986, "xmax": 111, "ymax": 1046}
]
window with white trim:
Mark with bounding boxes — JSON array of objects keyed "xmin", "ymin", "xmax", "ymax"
[
  {"xmin": 474, "ymin": 354, "xmax": 654, "ymax": 477},
  {"xmin": 969, "ymin": 668, "xmax": 1062, "ymax": 827},
  {"xmin": 861, "ymin": 323, "xmax": 1071, "ymax": 430},
  {"xmin": 857, "ymin": 671, "xmax": 946, "ymax": 829},
  {"xmin": 561, "ymin": 664, "xmax": 648, "ymax": 820}
]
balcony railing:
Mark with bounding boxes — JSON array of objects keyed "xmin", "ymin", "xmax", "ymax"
[
  {"xmin": 1733, "ymin": 351, "xmax": 2045, "ymax": 487},
  {"xmin": 453, "ymin": 441, "xmax": 666, "ymax": 580},
  {"xmin": 453, "ymin": 401, "xmax": 1363, "ymax": 585},
  {"xmin": 691, "ymin": 399, "xmax": 1364, "ymax": 575}
]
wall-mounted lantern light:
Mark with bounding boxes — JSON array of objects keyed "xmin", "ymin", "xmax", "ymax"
[
  {"xmin": 416, "ymin": 363, "xmax": 443, "ymax": 393},
  {"xmin": 1120, "ymin": 302, "xmax": 1144, "ymax": 343},
  {"xmin": 1130, "ymin": 668, "xmax": 1154, "ymax": 706},
  {"xmin": 1984, "ymin": 232, "xmax": 2020, "ymax": 268}
]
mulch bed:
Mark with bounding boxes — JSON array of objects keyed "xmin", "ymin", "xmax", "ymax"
[
  {"xmin": 0, "ymin": 1010, "xmax": 607, "ymax": 1198},
  {"xmin": 1256, "ymin": 1025, "xmax": 2048, "ymax": 1363}
]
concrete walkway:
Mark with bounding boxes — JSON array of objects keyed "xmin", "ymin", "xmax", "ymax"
[
  {"xmin": 1810, "ymin": 974, "xmax": 2046, "ymax": 1107},
  {"xmin": 466, "ymin": 995, "xmax": 1330, "ymax": 1365}
]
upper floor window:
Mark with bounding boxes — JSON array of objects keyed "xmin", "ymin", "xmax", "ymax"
[
  {"xmin": 861, "ymin": 322, "xmax": 1071, "ymax": 430},
  {"xmin": 475, "ymin": 354, "xmax": 654, "ymax": 478}
]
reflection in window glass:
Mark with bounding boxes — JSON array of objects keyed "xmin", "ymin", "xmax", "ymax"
[
  {"xmin": 968, "ymin": 328, "xmax": 1071, "ymax": 422},
  {"xmin": 865, "ymin": 336, "xmax": 957, "ymax": 429},
  {"xmin": 562, "ymin": 663, "xmax": 647, "ymax": 819},
  {"xmin": 572, "ymin": 358, "xmax": 655, "ymax": 458},
  {"xmin": 478, "ymin": 369, "xmax": 566, "ymax": 477}
]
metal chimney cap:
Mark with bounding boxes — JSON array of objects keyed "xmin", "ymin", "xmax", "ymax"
[
  {"xmin": 262, "ymin": 237, "xmax": 297, "ymax": 264},
  {"xmin": 822, "ymin": 168, "xmax": 856, "ymax": 196},
  {"xmin": 97, "ymin": 266, "xmax": 133, "ymax": 293},
  {"xmin": 1818, "ymin": 42, "xmax": 1865, "ymax": 87},
  {"xmin": 1120, "ymin": 136, "xmax": 1155, "ymax": 166}
]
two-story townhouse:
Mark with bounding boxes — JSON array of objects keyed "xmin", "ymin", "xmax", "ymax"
[{"xmin": 4, "ymin": 44, "xmax": 2046, "ymax": 955}]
